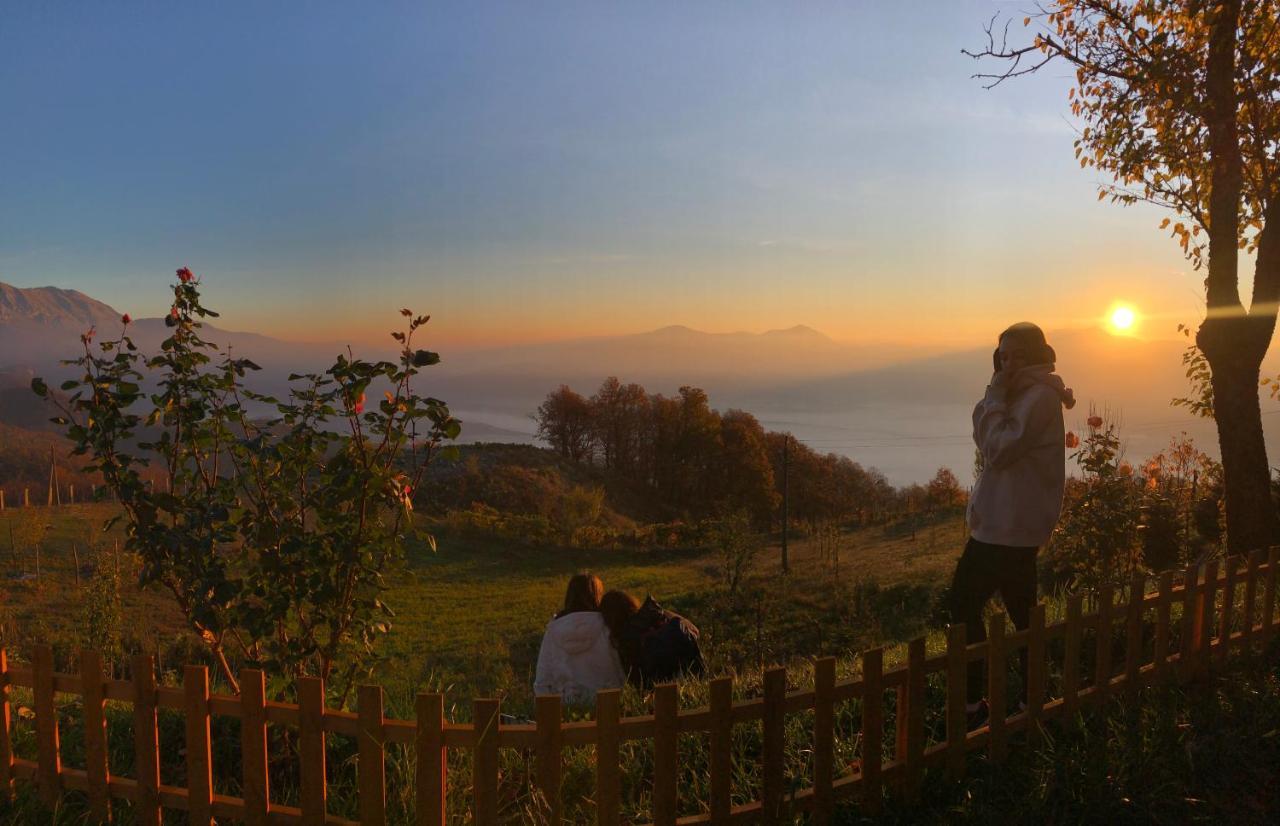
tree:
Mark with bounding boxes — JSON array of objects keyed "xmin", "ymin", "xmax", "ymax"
[
  {"xmin": 535, "ymin": 385, "xmax": 595, "ymax": 462},
  {"xmin": 926, "ymin": 467, "xmax": 964, "ymax": 514},
  {"xmin": 967, "ymin": 1, "xmax": 1280, "ymax": 553},
  {"xmin": 36, "ymin": 271, "xmax": 459, "ymax": 692},
  {"xmin": 589, "ymin": 377, "xmax": 649, "ymax": 472},
  {"xmin": 716, "ymin": 410, "xmax": 780, "ymax": 527}
]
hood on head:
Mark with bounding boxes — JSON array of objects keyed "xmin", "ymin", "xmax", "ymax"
[
  {"xmin": 1016, "ymin": 364, "xmax": 1076, "ymax": 409},
  {"xmin": 546, "ymin": 611, "xmax": 606, "ymax": 655}
]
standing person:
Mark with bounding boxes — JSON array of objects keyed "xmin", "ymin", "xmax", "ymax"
[
  {"xmin": 950, "ymin": 322, "xmax": 1075, "ymax": 727},
  {"xmin": 533, "ymin": 573, "xmax": 625, "ymax": 705}
]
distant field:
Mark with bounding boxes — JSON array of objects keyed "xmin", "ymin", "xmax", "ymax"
[{"xmin": 0, "ymin": 503, "xmax": 969, "ymax": 712}]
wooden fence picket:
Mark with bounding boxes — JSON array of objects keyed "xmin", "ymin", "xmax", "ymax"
[
  {"xmin": 1245, "ymin": 549, "xmax": 1263, "ymax": 645},
  {"xmin": 1094, "ymin": 587, "xmax": 1113, "ymax": 703},
  {"xmin": 358, "ymin": 684, "xmax": 388, "ymax": 826},
  {"xmin": 0, "ymin": 650, "xmax": 12, "ymax": 802},
  {"xmin": 131, "ymin": 654, "xmax": 162, "ymax": 826},
  {"xmin": 1198, "ymin": 560, "xmax": 1219, "ymax": 675},
  {"xmin": 1125, "ymin": 574, "xmax": 1144, "ymax": 694},
  {"xmin": 945, "ymin": 623, "xmax": 968, "ymax": 781},
  {"xmin": 535, "ymin": 694, "xmax": 563, "ymax": 825},
  {"xmin": 986, "ymin": 616, "xmax": 1007, "ymax": 762},
  {"xmin": 1219, "ymin": 557, "xmax": 1238, "ymax": 666},
  {"xmin": 595, "ymin": 689, "xmax": 622, "ymax": 825},
  {"xmin": 473, "ymin": 698, "xmax": 500, "ymax": 826},
  {"xmin": 861, "ymin": 648, "xmax": 883, "ymax": 815},
  {"xmin": 298, "ymin": 676, "xmax": 328, "ymax": 826},
  {"xmin": 1154, "ymin": 572, "xmax": 1173, "ymax": 681},
  {"xmin": 654, "ymin": 683, "xmax": 679, "ymax": 825},
  {"xmin": 1181, "ymin": 564, "xmax": 1200, "ymax": 683},
  {"xmin": 1265, "ymin": 547, "xmax": 1280, "ymax": 640},
  {"xmin": 80, "ymin": 650, "xmax": 110, "ymax": 821},
  {"xmin": 184, "ymin": 665, "xmax": 214, "ymax": 826},
  {"xmin": 240, "ymin": 669, "xmax": 270, "ymax": 826},
  {"xmin": 761, "ymin": 668, "xmax": 787, "ymax": 819},
  {"xmin": 812, "ymin": 659, "xmax": 835, "ymax": 822},
  {"xmin": 33, "ymin": 645, "xmax": 60, "ymax": 807},
  {"xmin": 1025, "ymin": 604, "xmax": 1046, "ymax": 745},
  {"xmin": 415, "ymin": 693, "xmax": 446, "ymax": 826},
  {"xmin": 904, "ymin": 639, "xmax": 926, "ymax": 801},
  {"xmin": 1064, "ymin": 595, "xmax": 1083, "ymax": 715}
]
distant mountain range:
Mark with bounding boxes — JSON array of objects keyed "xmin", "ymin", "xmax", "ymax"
[{"xmin": 4, "ymin": 280, "xmax": 1278, "ymax": 482}]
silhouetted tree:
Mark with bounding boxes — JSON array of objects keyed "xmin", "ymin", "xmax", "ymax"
[{"xmin": 535, "ymin": 385, "xmax": 595, "ymax": 462}]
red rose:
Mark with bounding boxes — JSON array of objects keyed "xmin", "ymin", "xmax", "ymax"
[
  {"xmin": 177, "ymin": 267, "xmax": 194, "ymax": 283},
  {"xmin": 354, "ymin": 392, "xmax": 366, "ymax": 414},
  {"xmin": 1087, "ymin": 415, "xmax": 1104, "ymax": 428},
  {"xmin": 170, "ymin": 306, "xmax": 179, "ymax": 318},
  {"xmin": 1065, "ymin": 431, "xmax": 1080, "ymax": 449},
  {"xmin": 121, "ymin": 313, "xmax": 131, "ymax": 325}
]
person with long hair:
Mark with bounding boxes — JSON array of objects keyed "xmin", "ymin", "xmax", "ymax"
[
  {"xmin": 600, "ymin": 589, "xmax": 704, "ymax": 687},
  {"xmin": 950, "ymin": 321, "xmax": 1074, "ymax": 728},
  {"xmin": 533, "ymin": 573, "xmax": 624, "ymax": 704}
]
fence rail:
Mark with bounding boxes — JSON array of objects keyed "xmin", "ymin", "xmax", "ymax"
[{"xmin": 1, "ymin": 548, "xmax": 1278, "ymax": 824}]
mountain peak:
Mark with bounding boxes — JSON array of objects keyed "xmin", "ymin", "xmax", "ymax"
[
  {"xmin": 0, "ymin": 282, "xmax": 121, "ymax": 326},
  {"xmin": 762, "ymin": 324, "xmax": 832, "ymax": 343}
]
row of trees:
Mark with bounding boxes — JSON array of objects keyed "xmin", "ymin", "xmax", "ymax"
[{"xmin": 535, "ymin": 378, "xmax": 960, "ymax": 528}]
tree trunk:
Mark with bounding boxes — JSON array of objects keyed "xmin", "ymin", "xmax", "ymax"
[
  {"xmin": 1201, "ymin": 322, "xmax": 1278, "ymax": 553},
  {"xmin": 1198, "ymin": 0, "xmax": 1277, "ymax": 554}
]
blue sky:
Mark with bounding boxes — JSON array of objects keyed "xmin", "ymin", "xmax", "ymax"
[{"xmin": 0, "ymin": 1, "xmax": 1211, "ymax": 347}]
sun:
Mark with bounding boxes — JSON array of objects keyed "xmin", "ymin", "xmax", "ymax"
[{"xmin": 1107, "ymin": 303, "xmax": 1138, "ymax": 335}]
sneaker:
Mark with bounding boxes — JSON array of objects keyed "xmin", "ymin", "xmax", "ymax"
[{"xmin": 966, "ymin": 699, "xmax": 990, "ymax": 732}]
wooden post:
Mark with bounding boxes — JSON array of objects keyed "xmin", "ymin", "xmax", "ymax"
[
  {"xmin": 34, "ymin": 645, "xmax": 60, "ymax": 807},
  {"xmin": 184, "ymin": 666, "xmax": 214, "ymax": 826},
  {"xmin": 1064, "ymin": 595, "xmax": 1083, "ymax": 716},
  {"xmin": 240, "ymin": 669, "xmax": 270, "ymax": 826},
  {"xmin": 0, "ymin": 489, "xmax": 5, "ymax": 510},
  {"xmin": 1219, "ymin": 556, "xmax": 1238, "ymax": 665},
  {"xmin": 860, "ymin": 649, "xmax": 883, "ymax": 815},
  {"xmin": 23, "ymin": 488, "xmax": 28, "ymax": 508},
  {"xmin": 1197, "ymin": 560, "xmax": 1218, "ymax": 676},
  {"xmin": 986, "ymin": 615, "xmax": 1007, "ymax": 762},
  {"xmin": 812, "ymin": 660, "xmax": 835, "ymax": 823},
  {"xmin": 131, "ymin": 654, "xmax": 161, "ymax": 826},
  {"xmin": 68, "ymin": 485, "xmax": 74, "ymax": 504},
  {"xmin": 762, "ymin": 668, "xmax": 787, "ymax": 820},
  {"xmin": 1095, "ymin": 586, "xmax": 1114, "ymax": 701},
  {"xmin": 653, "ymin": 684, "xmax": 680, "ymax": 825},
  {"xmin": 1265, "ymin": 547, "xmax": 1280, "ymax": 643},
  {"xmin": 1026, "ymin": 604, "xmax": 1046, "ymax": 745},
  {"xmin": 358, "ymin": 685, "xmax": 388, "ymax": 826},
  {"xmin": 1181, "ymin": 564, "xmax": 1201, "ymax": 683},
  {"xmin": 595, "ymin": 689, "xmax": 622, "ymax": 826},
  {"xmin": 1125, "ymin": 574, "xmax": 1144, "ymax": 694},
  {"xmin": 901, "ymin": 638, "xmax": 927, "ymax": 801},
  {"xmin": 473, "ymin": 698, "xmax": 500, "ymax": 826},
  {"xmin": 0, "ymin": 649, "xmax": 12, "ymax": 802},
  {"xmin": 298, "ymin": 676, "xmax": 328, "ymax": 826},
  {"xmin": 415, "ymin": 693, "xmax": 446, "ymax": 826},
  {"xmin": 535, "ymin": 694, "xmax": 563, "ymax": 826},
  {"xmin": 945, "ymin": 624, "xmax": 968, "ymax": 780},
  {"xmin": 1244, "ymin": 549, "xmax": 1263, "ymax": 645},
  {"xmin": 1154, "ymin": 571, "xmax": 1174, "ymax": 681}
]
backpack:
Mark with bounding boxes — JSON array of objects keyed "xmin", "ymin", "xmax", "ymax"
[{"xmin": 626, "ymin": 596, "xmax": 705, "ymax": 687}]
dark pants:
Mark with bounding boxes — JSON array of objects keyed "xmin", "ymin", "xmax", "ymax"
[{"xmin": 948, "ymin": 537, "xmax": 1038, "ymax": 704}]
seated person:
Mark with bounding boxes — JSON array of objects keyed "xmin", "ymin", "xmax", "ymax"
[
  {"xmin": 533, "ymin": 573, "xmax": 625, "ymax": 704},
  {"xmin": 600, "ymin": 590, "xmax": 705, "ymax": 688}
]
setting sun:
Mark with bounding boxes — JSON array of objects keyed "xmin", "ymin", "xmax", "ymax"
[{"xmin": 1108, "ymin": 303, "xmax": 1138, "ymax": 335}]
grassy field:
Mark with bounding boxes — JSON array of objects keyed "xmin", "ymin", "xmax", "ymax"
[{"xmin": 0, "ymin": 503, "xmax": 969, "ymax": 712}]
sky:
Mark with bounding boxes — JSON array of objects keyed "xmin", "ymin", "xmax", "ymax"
[{"xmin": 0, "ymin": 1, "xmax": 1223, "ymax": 350}]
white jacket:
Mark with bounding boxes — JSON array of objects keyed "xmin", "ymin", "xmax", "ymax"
[
  {"xmin": 967, "ymin": 366, "xmax": 1069, "ymax": 547},
  {"xmin": 533, "ymin": 612, "xmax": 625, "ymax": 705}
]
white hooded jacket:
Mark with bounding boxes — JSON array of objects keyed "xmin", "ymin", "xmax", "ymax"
[
  {"xmin": 967, "ymin": 365, "xmax": 1072, "ymax": 548},
  {"xmin": 533, "ymin": 611, "xmax": 625, "ymax": 705}
]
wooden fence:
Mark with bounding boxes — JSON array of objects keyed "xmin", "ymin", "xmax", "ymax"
[{"xmin": 0, "ymin": 548, "xmax": 1277, "ymax": 824}]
